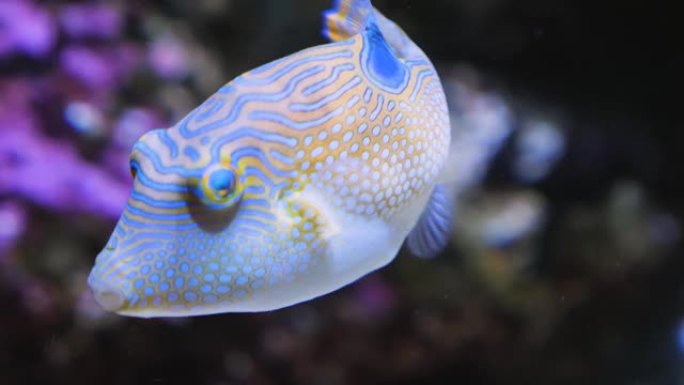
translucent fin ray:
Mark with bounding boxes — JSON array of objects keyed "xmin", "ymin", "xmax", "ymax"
[
  {"xmin": 322, "ymin": 0, "xmax": 374, "ymax": 42},
  {"xmin": 406, "ymin": 184, "xmax": 453, "ymax": 258}
]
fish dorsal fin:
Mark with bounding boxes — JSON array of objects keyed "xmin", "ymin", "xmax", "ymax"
[
  {"xmin": 322, "ymin": 0, "xmax": 374, "ymax": 41},
  {"xmin": 322, "ymin": 0, "xmax": 425, "ymax": 60},
  {"xmin": 406, "ymin": 184, "xmax": 453, "ymax": 258}
]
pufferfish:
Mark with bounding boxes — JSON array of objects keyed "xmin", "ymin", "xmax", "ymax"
[{"xmin": 88, "ymin": 0, "xmax": 453, "ymax": 317}]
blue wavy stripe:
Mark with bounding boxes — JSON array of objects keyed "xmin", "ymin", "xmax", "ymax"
[
  {"xmin": 126, "ymin": 205, "xmax": 194, "ymax": 222},
  {"xmin": 128, "ymin": 194, "xmax": 275, "ymax": 223},
  {"xmin": 119, "ymin": 210, "xmax": 274, "ymax": 236},
  {"xmin": 249, "ymin": 106, "xmax": 344, "ymax": 131},
  {"xmin": 238, "ymin": 208, "xmax": 277, "ymax": 221},
  {"xmin": 269, "ymin": 149, "xmax": 295, "ymax": 166},
  {"xmin": 195, "ymin": 97, "xmax": 227, "ymax": 123},
  {"xmin": 120, "ymin": 231, "xmax": 175, "ymax": 249},
  {"xmin": 236, "ymin": 49, "xmax": 353, "ymax": 86},
  {"xmin": 157, "ymin": 130, "xmax": 179, "ymax": 159},
  {"xmin": 231, "ymin": 146, "xmax": 297, "ymax": 178},
  {"xmin": 229, "ymin": 226, "xmax": 261, "ymax": 237},
  {"xmin": 241, "ymin": 198, "xmax": 270, "ymax": 209},
  {"xmin": 244, "ymin": 185, "xmax": 265, "ymax": 195},
  {"xmin": 120, "ymin": 213, "xmax": 198, "ymax": 231},
  {"xmin": 241, "ymin": 168, "xmax": 290, "ymax": 201},
  {"xmin": 134, "ymin": 142, "xmax": 200, "ymax": 178},
  {"xmin": 405, "ymin": 58, "xmax": 431, "ymax": 68},
  {"xmin": 370, "ymin": 94, "xmax": 384, "ymax": 121},
  {"xmin": 363, "ymin": 87, "xmax": 373, "ymax": 103},
  {"xmin": 130, "ymin": 191, "xmax": 187, "ymax": 209},
  {"xmin": 209, "ymin": 127, "xmax": 298, "ymax": 161},
  {"xmin": 346, "ymin": 95, "xmax": 360, "ymax": 109},
  {"xmin": 100, "ymin": 240, "xmax": 165, "ymax": 280},
  {"xmin": 289, "ymin": 76, "xmax": 362, "ymax": 112},
  {"xmin": 180, "ymin": 65, "xmax": 327, "ymax": 138},
  {"xmin": 232, "ymin": 217, "xmax": 277, "ymax": 233},
  {"xmin": 409, "ymin": 68, "xmax": 435, "ymax": 102},
  {"xmin": 132, "ymin": 161, "xmax": 189, "ymax": 193},
  {"xmin": 302, "ymin": 63, "xmax": 355, "ymax": 96},
  {"xmin": 242, "ymin": 166, "xmax": 277, "ymax": 188}
]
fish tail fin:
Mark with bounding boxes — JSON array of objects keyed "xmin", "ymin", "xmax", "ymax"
[
  {"xmin": 322, "ymin": 0, "xmax": 425, "ymax": 60},
  {"xmin": 322, "ymin": 0, "xmax": 375, "ymax": 42}
]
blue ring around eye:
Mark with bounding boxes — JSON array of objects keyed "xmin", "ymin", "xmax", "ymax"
[{"xmin": 197, "ymin": 164, "xmax": 242, "ymax": 209}]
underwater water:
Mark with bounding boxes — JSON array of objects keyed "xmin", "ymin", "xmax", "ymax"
[{"xmin": 0, "ymin": 0, "xmax": 681, "ymax": 384}]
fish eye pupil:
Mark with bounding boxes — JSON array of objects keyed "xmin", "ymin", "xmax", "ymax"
[
  {"xmin": 209, "ymin": 169, "xmax": 234, "ymax": 198},
  {"xmin": 129, "ymin": 161, "xmax": 138, "ymax": 178}
]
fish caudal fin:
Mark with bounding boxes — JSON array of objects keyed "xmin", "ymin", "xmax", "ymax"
[{"xmin": 322, "ymin": 0, "xmax": 374, "ymax": 42}]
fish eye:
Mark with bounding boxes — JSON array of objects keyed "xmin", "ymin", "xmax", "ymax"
[
  {"xmin": 129, "ymin": 158, "xmax": 140, "ymax": 179},
  {"xmin": 129, "ymin": 149, "xmax": 141, "ymax": 178},
  {"xmin": 200, "ymin": 165, "xmax": 239, "ymax": 205},
  {"xmin": 209, "ymin": 169, "xmax": 234, "ymax": 198}
]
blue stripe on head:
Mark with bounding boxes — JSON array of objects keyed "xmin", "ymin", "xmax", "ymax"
[{"xmin": 156, "ymin": 130, "xmax": 179, "ymax": 159}]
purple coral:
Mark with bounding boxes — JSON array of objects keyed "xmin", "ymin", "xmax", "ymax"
[
  {"xmin": 59, "ymin": 4, "xmax": 123, "ymax": 40},
  {"xmin": 0, "ymin": 0, "xmax": 57, "ymax": 58},
  {"xmin": 0, "ymin": 201, "xmax": 26, "ymax": 256},
  {"xmin": 0, "ymin": 80, "xmax": 130, "ymax": 220},
  {"xmin": 148, "ymin": 34, "xmax": 191, "ymax": 80}
]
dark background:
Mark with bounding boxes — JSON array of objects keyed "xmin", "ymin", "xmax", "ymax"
[{"xmin": 1, "ymin": 0, "xmax": 682, "ymax": 384}]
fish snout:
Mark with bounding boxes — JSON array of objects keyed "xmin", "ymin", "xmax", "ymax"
[{"xmin": 88, "ymin": 273, "xmax": 126, "ymax": 312}]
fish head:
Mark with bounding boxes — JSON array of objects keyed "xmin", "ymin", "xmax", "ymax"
[{"xmin": 87, "ymin": 127, "xmax": 253, "ymax": 317}]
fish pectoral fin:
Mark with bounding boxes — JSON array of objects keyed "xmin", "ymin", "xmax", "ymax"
[
  {"xmin": 406, "ymin": 184, "xmax": 453, "ymax": 259},
  {"xmin": 284, "ymin": 189, "xmax": 340, "ymax": 243}
]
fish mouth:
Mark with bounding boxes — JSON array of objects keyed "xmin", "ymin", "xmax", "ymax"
[
  {"xmin": 88, "ymin": 272, "xmax": 126, "ymax": 312},
  {"xmin": 88, "ymin": 234, "xmax": 129, "ymax": 312}
]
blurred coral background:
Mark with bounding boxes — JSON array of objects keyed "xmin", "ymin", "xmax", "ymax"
[{"xmin": 0, "ymin": 0, "xmax": 681, "ymax": 384}]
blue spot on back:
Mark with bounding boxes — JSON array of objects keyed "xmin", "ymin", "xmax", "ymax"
[{"xmin": 362, "ymin": 23, "xmax": 408, "ymax": 92}]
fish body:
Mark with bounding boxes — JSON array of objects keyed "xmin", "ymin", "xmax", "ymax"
[{"xmin": 88, "ymin": 0, "xmax": 451, "ymax": 317}]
